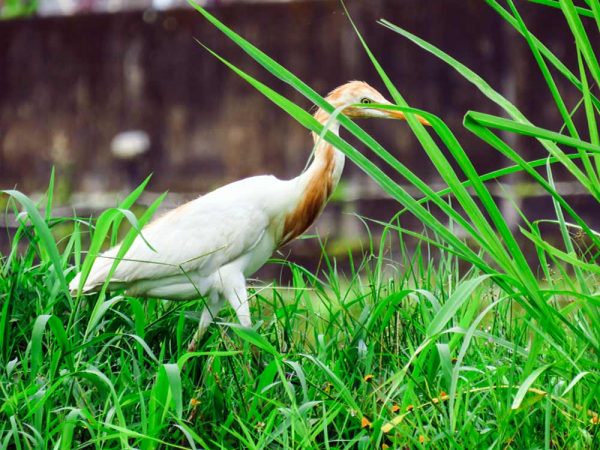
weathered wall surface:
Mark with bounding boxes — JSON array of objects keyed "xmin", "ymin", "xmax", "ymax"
[{"xmin": 0, "ymin": 0, "xmax": 582, "ymax": 197}]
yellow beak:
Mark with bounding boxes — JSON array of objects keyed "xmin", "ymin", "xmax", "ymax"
[{"xmin": 386, "ymin": 109, "xmax": 431, "ymax": 126}]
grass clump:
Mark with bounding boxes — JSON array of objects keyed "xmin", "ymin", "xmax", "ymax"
[
  {"xmin": 4, "ymin": 203, "xmax": 594, "ymax": 448},
  {"xmin": 1, "ymin": 0, "xmax": 599, "ymax": 448}
]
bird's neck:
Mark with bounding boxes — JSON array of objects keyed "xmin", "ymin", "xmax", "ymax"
[
  {"xmin": 307, "ymin": 107, "xmax": 346, "ymax": 190},
  {"xmin": 279, "ymin": 108, "xmax": 345, "ymax": 246}
]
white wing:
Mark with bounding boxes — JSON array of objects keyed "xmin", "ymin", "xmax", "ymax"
[{"xmin": 71, "ymin": 175, "xmax": 288, "ymax": 293}]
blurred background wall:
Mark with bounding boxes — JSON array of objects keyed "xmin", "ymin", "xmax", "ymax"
[{"xmin": 0, "ymin": 0, "xmax": 596, "ymax": 270}]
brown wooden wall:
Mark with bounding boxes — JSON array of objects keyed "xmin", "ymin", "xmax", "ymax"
[{"xmin": 0, "ymin": 0, "xmax": 586, "ymax": 197}]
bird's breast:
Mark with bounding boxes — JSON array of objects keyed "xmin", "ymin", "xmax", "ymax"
[{"xmin": 236, "ymin": 231, "xmax": 274, "ymax": 277}]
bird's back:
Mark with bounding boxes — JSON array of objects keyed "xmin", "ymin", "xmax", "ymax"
[{"xmin": 70, "ymin": 175, "xmax": 296, "ymax": 294}]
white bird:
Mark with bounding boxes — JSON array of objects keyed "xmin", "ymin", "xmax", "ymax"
[{"xmin": 70, "ymin": 81, "xmax": 429, "ymax": 351}]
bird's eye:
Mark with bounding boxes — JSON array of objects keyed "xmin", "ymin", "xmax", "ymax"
[{"xmin": 360, "ymin": 98, "xmax": 372, "ymax": 105}]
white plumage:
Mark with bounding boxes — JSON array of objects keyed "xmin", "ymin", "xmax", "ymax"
[{"xmin": 70, "ymin": 81, "xmax": 428, "ymax": 350}]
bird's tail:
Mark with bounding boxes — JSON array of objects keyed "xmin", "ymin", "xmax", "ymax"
[
  {"xmin": 69, "ymin": 251, "xmax": 120, "ymax": 295},
  {"xmin": 69, "ymin": 272, "xmax": 89, "ymax": 295}
]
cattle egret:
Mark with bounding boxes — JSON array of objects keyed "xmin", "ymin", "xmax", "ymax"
[{"xmin": 70, "ymin": 81, "xmax": 430, "ymax": 351}]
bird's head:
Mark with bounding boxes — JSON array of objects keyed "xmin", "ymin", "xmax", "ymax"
[{"xmin": 320, "ymin": 80, "xmax": 430, "ymax": 125}]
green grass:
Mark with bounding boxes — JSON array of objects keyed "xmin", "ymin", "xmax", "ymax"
[
  {"xmin": 3, "ymin": 204, "xmax": 595, "ymax": 449},
  {"xmin": 1, "ymin": 0, "xmax": 599, "ymax": 448}
]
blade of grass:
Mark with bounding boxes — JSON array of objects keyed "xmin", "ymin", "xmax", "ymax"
[
  {"xmin": 507, "ymin": 0, "xmax": 581, "ymax": 140},
  {"xmin": 511, "ymin": 364, "xmax": 552, "ymax": 409},
  {"xmin": 577, "ymin": 48, "xmax": 600, "ymax": 179},
  {"xmin": 343, "ymin": 5, "xmax": 530, "ymax": 287},
  {"xmin": 529, "ymin": 0, "xmax": 595, "ymax": 18},
  {"xmin": 488, "ymin": 0, "xmax": 600, "ymax": 109},
  {"xmin": 1, "ymin": 190, "xmax": 68, "ymax": 293},
  {"xmin": 559, "ymin": 0, "xmax": 600, "ymax": 87},
  {"xmin": 379, "ymin": 18, "xmax": 599, "ymax": 200},
  {"xmin": 464, "ymin": 111, "xmax": 600, "ymax": 248}
]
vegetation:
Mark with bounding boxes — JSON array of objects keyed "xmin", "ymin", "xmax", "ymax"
[
  {"xmin": 0, "ymin": 0, "xmax": 37, "ymax": 19},
  {"xmin": 1, "ymin": 0, "xmax": 598, "ymax": 448}
]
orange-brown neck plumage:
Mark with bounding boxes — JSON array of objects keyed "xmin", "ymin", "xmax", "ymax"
[{"xmin": 279, "ymin": 106, "xmax": 344, "ymax": 246}]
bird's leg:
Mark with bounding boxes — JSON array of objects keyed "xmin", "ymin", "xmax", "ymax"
[
  {"xmin": 223, "ymin": 272, "xmax": 264, "ymax": 364},
  {"xmin": 188, "ymin": 291, "xmax": 223, "ymax": 352},
  {"xmin": 223, "ymin": 272, "xmax": 251, "ymax": 328}
]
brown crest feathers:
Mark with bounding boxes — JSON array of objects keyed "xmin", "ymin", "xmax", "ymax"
[{"xmin": 326, "ymin": 80, "xmax": 369, "ymax": 101}]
